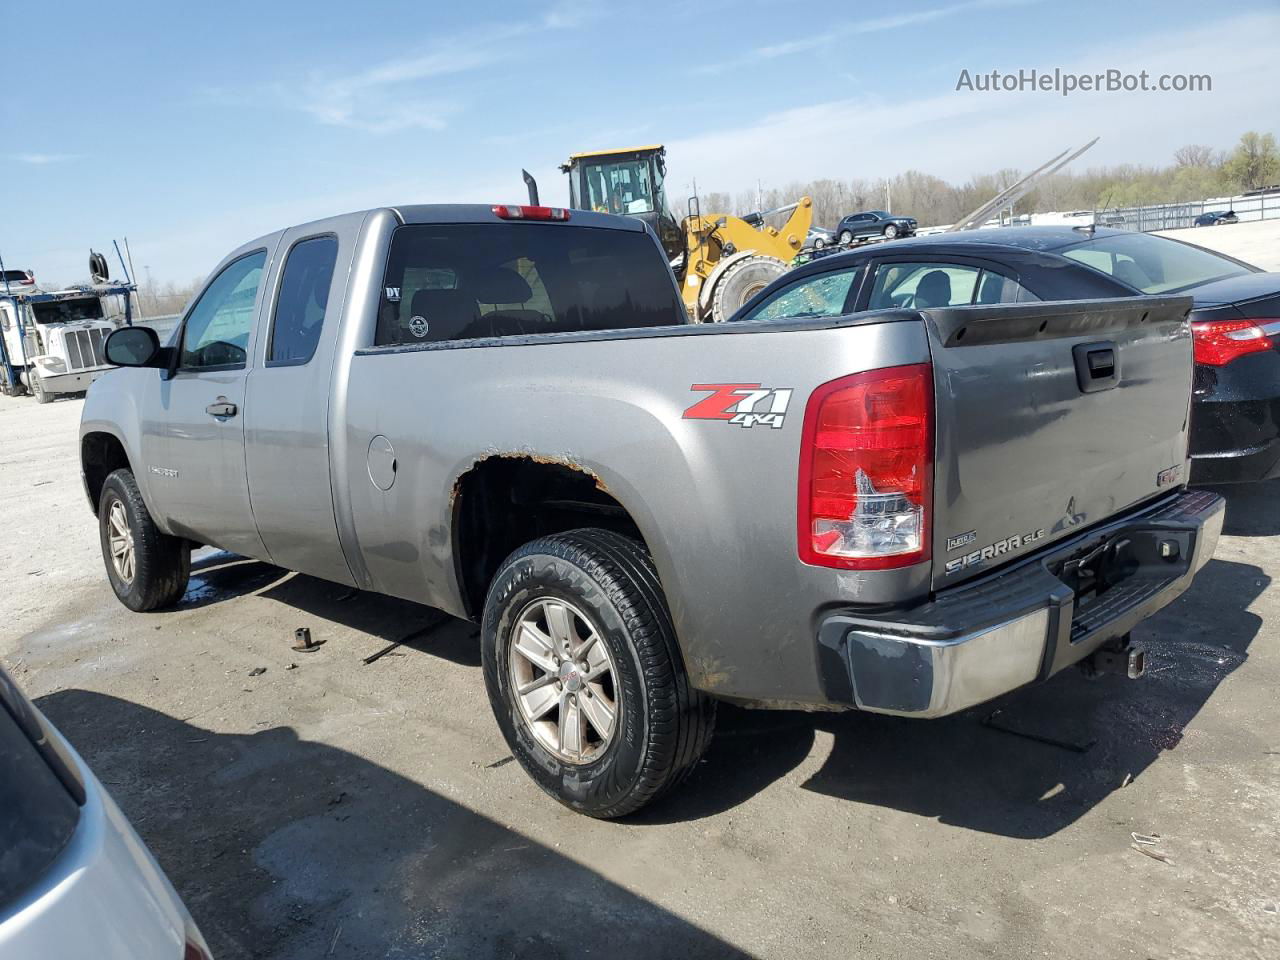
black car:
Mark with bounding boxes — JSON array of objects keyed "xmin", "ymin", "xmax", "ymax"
[
  {"xmin": 835, "ymin": 210, "xmax": 917, "ymax": 244},
  {"xmin": 1195, "ymin": 210, "xmax": 1238, "ymax": 227},
  {"xmin": 729, "ymin": 226, "xmax": 1280, "ymax": 483}
]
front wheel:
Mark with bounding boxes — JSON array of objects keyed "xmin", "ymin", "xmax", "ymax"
[
  {"xmin": 883, "ymin": 223, "xmax": 899, "ymax": 239},
  {"xmin": 99, "ymin": 468, "xmax": 190, "ymax": 611},
  {"xmin": 31, "ymin": 376, "xmax": 53, "ymax": 404},
  {"xmin": 482, "ymin": 529, "xmax": 716, "ymax": 818}
]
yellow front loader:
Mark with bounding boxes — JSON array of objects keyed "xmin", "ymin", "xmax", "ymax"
[
  {"xmin": 527, "ymin": 145, "xmax": 812, "ymax": 322},
  {"xmin": 679, "ymin": 195, "xmax": 813, "ymax": 322}
]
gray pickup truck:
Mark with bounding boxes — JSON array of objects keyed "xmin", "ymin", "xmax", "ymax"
[{"xmin": 80, "ymin": 203, "xmax": 1224, "ymax": 817}]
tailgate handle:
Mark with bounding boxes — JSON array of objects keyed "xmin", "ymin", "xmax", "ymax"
[{"xmin": 1073, "ymin": 341, "xmax": 1119, "ymax": 393}]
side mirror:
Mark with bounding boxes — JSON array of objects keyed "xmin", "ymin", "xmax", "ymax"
[{"xmin": 105, "ymin": 326, "xmax": 163, "ymax": 367}]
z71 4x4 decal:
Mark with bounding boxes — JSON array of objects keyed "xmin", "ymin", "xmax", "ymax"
[{"xmin": 683, "ymin": 383, "xmax": 794, "ymax": 429}]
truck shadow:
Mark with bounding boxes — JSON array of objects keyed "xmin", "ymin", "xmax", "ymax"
[
  {"xmin": 1204, "ymin": 478, "xmax": 1280, "ymax": 536},
  {"xmin": 36, "ymin": 690, "xmax": 748, "ymax": 960},
  {"xmin": 647, "ymin": 556, "xmax": 1264, "ymax": 838},
  {"xmin": 178, "ymin": 550, "xmax": 480, "ymax": 667}
]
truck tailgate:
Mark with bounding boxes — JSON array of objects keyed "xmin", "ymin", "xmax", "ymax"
[{"xmin": 928, "ymin": 296, "xmax": 1193, "ymax": 589}]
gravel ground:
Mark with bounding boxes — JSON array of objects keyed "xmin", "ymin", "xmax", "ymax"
[
  {"xmin": 1, "ymin": 391, "xmax": 1277, "ymax": 960},
  {"xmin": 1157, "ymin": 219, "xmax": 1280, "ymax": 270}
]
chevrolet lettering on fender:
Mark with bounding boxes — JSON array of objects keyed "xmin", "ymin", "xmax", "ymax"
[{"xmin": 80, "ymin": 202, "xmax": 1224, "ymax": 819}]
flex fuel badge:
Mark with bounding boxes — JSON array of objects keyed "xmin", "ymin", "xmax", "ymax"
[{"xmin": 684, "ymin": 383, "xmax": 793, "ymax": 429}]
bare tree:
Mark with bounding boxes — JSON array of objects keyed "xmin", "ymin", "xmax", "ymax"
[
  {"xmin": 1173, "ymin": 144, "xmax": 1216, "ymax": 168},
  {"xmin": 676, "ymin": 128, "xmax": 1271, "ymax": 229}
]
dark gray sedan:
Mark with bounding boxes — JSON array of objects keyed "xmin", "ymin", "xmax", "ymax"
[{"xmin": 730, "ymin": 226, "xmax": 1280, "ymax": 484}]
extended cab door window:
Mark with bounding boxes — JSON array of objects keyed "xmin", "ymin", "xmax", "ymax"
[
  {"xmin": 180, "ymin": 251, "xmax": 267, "ymax": 370},
  {"xmin": 736, "ymin": 267, "xmax": 863, "ymax": 322},
  {"xmin": 267, "ymin": 235, "xmax": 338, "ymax": 365}
]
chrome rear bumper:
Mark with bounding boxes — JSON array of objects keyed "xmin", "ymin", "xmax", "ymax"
[{"xmin": 816, "ymin": 489, "xmax": 1224, "ymax": 717}]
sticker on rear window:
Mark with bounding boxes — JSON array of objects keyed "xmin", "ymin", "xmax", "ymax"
[{"xmin": 684, "ymin": 383, "xmax": 793, "ymax": 429}]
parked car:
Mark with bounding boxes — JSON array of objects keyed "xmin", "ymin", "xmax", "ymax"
[
  {"xmin": 83, "ymin": 204, "xmax": 1221, "ymax": 817},
  {"xmin": 730, "ymin": 226, "xmax": 1280, "ymax": 483},
  {"xmin": 1, "ymin": 268, "xmax": 36, "ymax": 289},
  {"xmin": 0, "ymin": 665, "xmax": 212, "ymax": 958},
  {"xmin": 1194, "ymin": 210, "xmax": 1238, "ymax": 227},
  {"xmin": 835, "ymin": 210, "xmax": 917, "ymax": 244},
  {"xmin": 805, "ymin": 226, "xmax": 835, "ymax": 249}
]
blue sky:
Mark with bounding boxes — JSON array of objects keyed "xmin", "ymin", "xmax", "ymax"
[{"xmin": 4, "ymin": 0, "xmax": 1278, "ymax": 287}]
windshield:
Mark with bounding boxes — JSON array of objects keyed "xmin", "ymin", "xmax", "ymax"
[
  {"xmin": 31, "ymin": 298, "xmax": 103, "ymax": 324},
  {"xmin": 580, "ymin": 158, "xmax": 656, "ymax": 215},
  {"xmin": 1061, "ymin": 232, "xmax": 1252, "ymax": 294}
]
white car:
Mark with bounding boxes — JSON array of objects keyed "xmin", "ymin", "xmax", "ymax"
[{"xmin": 0, "ymin": 666, "xmax": 212, "ymax": 959}]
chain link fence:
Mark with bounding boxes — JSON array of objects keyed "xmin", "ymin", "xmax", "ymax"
[{"xmin": 1102, "ymin": 188, "xmax": 1280, "ymax": 232}]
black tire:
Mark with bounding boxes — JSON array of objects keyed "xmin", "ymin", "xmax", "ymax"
[
  {"xmin": 709, "ymin": 255, "xmax": 788, "ymax": 323},
  {"xmin": 813, "ymin": 237, "xmax": 826, "ymax": 249},
  {"xmin": 482, "ymin": 529, "xmax": 716, "ymax": 818},
  {"xmin": 838, "ymin": 229, "xmax": 853, "ymax": 244},
  {"xmin": 883, "ymin": 223, "xmax": 899, "ymax": 239},
  {"xmin": 99, "ymin": 468, "xmax": 190, "ymax": 612},
  {"xmin": 32, "ymin": 376, "xmax": 53, "ymax": 404}
]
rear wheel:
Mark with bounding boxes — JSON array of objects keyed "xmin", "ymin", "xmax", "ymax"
[
  {"xmin": 813, "ymin": 237, "xmax": 826, "ymax": 249},
  {"xmin": 709, "ymin": 255, "xmax": 789, "ymax": 323},
  {"xmin": 99, "ymin": 468, "xmax": 190, "ymax": 611},
  {"xmin": 839, "ymin": 229, "xmax": 853, "ymax": 244},
  {"xmin": 482, "ymin": 528, "xmax": 716, "ymax": 818}
]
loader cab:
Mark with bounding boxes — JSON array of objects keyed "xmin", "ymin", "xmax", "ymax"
[{"xmin": 561, "ymin": 145, "xmax": 683, "ymax": 263}]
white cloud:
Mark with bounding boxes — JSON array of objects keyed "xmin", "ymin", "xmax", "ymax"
[
  {"xmin": 699, "ymin": 0, "xmax": 1041, "ymax": 74},
  {"xmin": 667, "ymin": 10, "xmax": 1280, "ymax": 197},
  {"xmin": 284, "ymin": 3, "xmax": 598, "ymax": 133},
  {"xmin": 12, "ymin": 153, "xmax": 78, "ymax": 165}
]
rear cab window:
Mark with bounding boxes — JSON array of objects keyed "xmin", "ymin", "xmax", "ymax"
[{"xmin": 376, "ymin": 223, "xmax": 683, "ymax": 345}]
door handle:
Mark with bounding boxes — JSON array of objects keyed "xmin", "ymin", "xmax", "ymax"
[
  {"xmin": 1072, "ymin": 341, "xmax": 1120, "ymax": 393},
  {"xmin": 205, "ymin": 398, "xmax": 238, "ymax": 418}
]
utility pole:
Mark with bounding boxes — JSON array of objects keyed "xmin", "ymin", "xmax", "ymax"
[{"xmin": 885, "ymin": 180, "xmax": 892, "ymax": 213}]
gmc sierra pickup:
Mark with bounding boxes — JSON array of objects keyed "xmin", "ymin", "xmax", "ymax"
[{"xmin": 80, "ymin": 203, "xmax": 1224, "ymax": 817}]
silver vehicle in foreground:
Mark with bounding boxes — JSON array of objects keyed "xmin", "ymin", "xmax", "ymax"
[
  {"xmin": 80, "ymin": 203, "xmax": 1223, "ymax": 817},
  {"xmin": 0, "ymin": 666, "xmax": 212, "ymax": 958}
]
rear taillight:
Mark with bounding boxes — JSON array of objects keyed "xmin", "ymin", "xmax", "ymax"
[
  {"xmin": 798, "ymin": 364, "xmax": 933, "ymax": 569},
  {"xmin": 1190, "ymin": 318, "xmax": 1274, "ymax": 366},
  {"xmin": 491, "ymin": 204, "xmax": 570, "ymax": 221}
]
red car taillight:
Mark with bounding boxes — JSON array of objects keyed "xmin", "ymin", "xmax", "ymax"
[
  {"xmin": 1190, "ymin": 318, "xmax": 1274, "ymax": 366},
  {"xmin": 798, "ymin": 363, "xmax": 933, "ymax": 569}
]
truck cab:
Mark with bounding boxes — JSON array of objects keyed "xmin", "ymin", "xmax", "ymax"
[
  {"xmin": 561, "ymin": 145, "xmax": 683, "ymax": 262},
  {"xmin": 0, "ymin": 283, "xmax": 135, "ymax": 402}
]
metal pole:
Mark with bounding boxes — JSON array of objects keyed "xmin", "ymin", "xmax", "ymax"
[
  {"xmin": 0, "ymin": 250, "xmax": 19, "ymax": 392},
  {"xmin": 123, "ymin": 237, "xmax": 144, "ymax": 319},
  {"xmin": 112, "ymin": 239, "xmax": 132, "ymax": 284}
]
